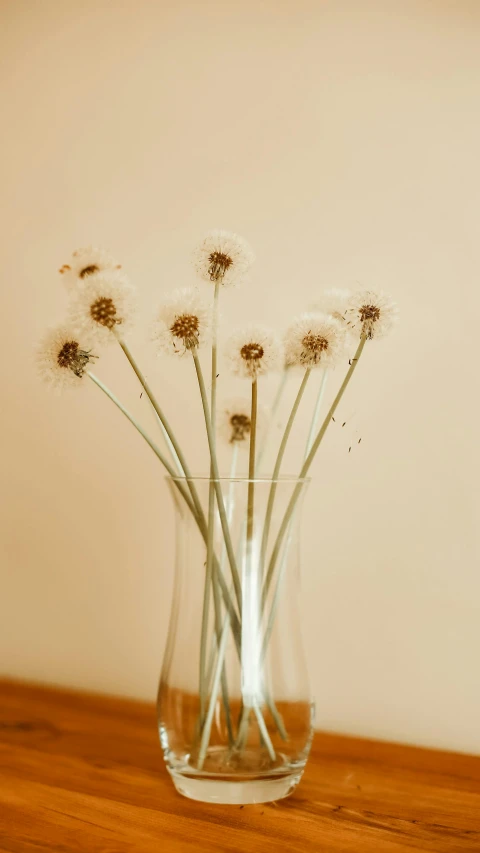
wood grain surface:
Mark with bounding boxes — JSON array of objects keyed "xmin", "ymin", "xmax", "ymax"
[{"xmin": 0, "ymin": 679, "xmax": 479, "ymax": 852}]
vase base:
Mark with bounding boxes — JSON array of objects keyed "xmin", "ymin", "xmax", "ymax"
[{"xmin": 169, "ymin": 769, "xmax": 303, "ymax": 804}]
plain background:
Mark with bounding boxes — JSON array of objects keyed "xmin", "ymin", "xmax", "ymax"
[{"xmin": 1, "ymin": 0, "xmax": 479, "ymax": 754}]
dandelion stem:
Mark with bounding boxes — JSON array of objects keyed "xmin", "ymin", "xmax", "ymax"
[
  {"xmin": 88, "ymin": 370, "xmax": 240, "ymax": 647},
  {"xmin": 253, "ymin": 703, "xmax": 276, "ymax": 762},
  {"xmin": 242, "ymin": 380, "xmax": 260, "ymax": 704},
  {"xmin": 205, "ymin": 443, "xmax": 239, "ymax": 692},
  {"xmin": 199, "ymin": 282, "xmax": 220, "ymax": 723},
  {"xmin": 200, "ymin": 283, "xmax": 233, "ymax": 744},
  {"xmin": 260, "ymin": 369, "xmax": 311, "ymax": 580},
  {"xmin": 192, "ymin": 351, "xmax": 242, "ymax": 613},
  {"xmin": 145, "ymin": 400, "xmax": 183, "ymax": 475},
  {"xmin": 305, "ymin": 369, "xmax": 328, "ymax": 457},
  {"xmin": 197, "ymin": 600, "xmax": 231, "ymax": 770},
  {"xmin": 262, "ymin": 337, "xmax": 367, "ymax": 604},
  {"xmin": 247, "ymin": 379, "xmax": 258, "ymax": 547},
  {"xmin": 235, "ymin": 381, "xmax": 276, "ymax": 760},
  {"xmin": 88, "ymin": 372, "xmax": 190, "ymax": 508},
  {"xmin": 116, "ymin": 340, "xmax": 240, "ymax": 657},
  {"xmin": 260, "ymin": 370, "xmax": 325, "ymax": 657},
  {"xmin": 116, "ymin": 338, "xmax": 204, "ymax": 523}
]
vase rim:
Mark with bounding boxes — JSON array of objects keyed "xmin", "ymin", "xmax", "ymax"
[{"xmin": 167, "ymin": 474, "xmax": 311, "ymax": 484}]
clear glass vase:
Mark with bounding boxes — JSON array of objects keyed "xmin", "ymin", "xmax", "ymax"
[{"xmin": 157, "ymin": 475, "xmax": 313, "ymax": 804}]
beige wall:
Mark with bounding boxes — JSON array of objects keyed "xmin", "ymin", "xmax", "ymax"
[{"xmin": 1, "ymin": 0, "xmax": 479, "ymax": 753}]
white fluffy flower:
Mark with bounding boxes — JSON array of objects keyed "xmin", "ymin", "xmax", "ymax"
[
  {"xmin": 284, "ymin": 312, "xmax": 346, "ymax": 369},
  {"xmin": 68, "ymin": 272, "xmax": 136, "ymax": 345},
  {"xmin": 219, "ymin": 397, "xmax": 268, "ymax": 448},
  {"xmin": 310, "ymin": 288, "xmax": 352, "ymax": 325},
  {"xmin": 225, "ymin": 325, "xmax": 283, "ymax": 380},
  {"xmin": 193, "ymin": 229, "xmax": 254, "ymax": 287},
  {"xmin": 36, "ymin": 324, "xmax": 97, "ymax": 394},
  {"xmin": 343, "ymin": 290, "xmax": 398, "ymax": 341},
  {"xmin": 152, "ymin": 287, "xmax": 211, "ymax": 356},
  {"xmin": 59, "ymin": 246, "xmax": 122, "ymax": 291}
]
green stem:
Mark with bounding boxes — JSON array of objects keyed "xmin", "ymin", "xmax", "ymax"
[
  {"xmin": 205, "ymin": 444, "xmax": 239, "ymax": 692},
  {"xmin": 235, "ymin": 382, "xmax": 276, "ymax": 759},
  {"xmin": 199, "ymin": 282, "xmax": 220, "ymax": 723},
  {"xmin": 253, "ymin": 703, "xmax": 276, "ymax": 761},
  {"xmin": 305, "ymin": 369, "xmax": 328, "ymax": 457},
  {"xmin": 260, "ymin": 369, "xmax": 310, "ymax": 574},
  {"xmin": 117, "ymin": 337, "xmax": 240, "ymax": 691},
  {"xmin": 116, "ymin": 338, "xmax": 204, "ymax": 525},
  {"xmin": 88, "ymin": 371, "xmax": 240, "ymax": 650},
  {"xmin": 145, "ymin": 400, "xmax": 183, "ymax": 475},
  {"xmin": 261, "ymin": 370, "xmax": 329, "ymax": 659},
  {"xmin": 262, "ymin": 337, "xmax": 367, "ymax": 605},
  {"xmin": 192, "ymin": 351, "xmax": 242, "ymax": 614},
  {"xmin": 246, "ymin": 379, "xmax": 257, "ymax": 549},
  {"xmin": 197, "ymin": 601, "xmax": 231, "ymax": 770},
  {"xmin": 87, "ymin": 372, "xmax": 187, "ymax": 500}
]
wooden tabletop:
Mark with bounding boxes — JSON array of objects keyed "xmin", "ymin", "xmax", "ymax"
[{"xmin": 0, "ymin": 680, "xmax": 479, "ymax": 852}]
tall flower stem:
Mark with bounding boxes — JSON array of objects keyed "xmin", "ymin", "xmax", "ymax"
[
  {"xmin": 199, "ymin": 282, "xmax": 220, "ymax": 723},
  {"xmin": 91, "ymin": 361, "xmax": 234, "ymax": 745},
  {"xmin": 117, "ymin": 339, "xmax": 239, "ymax": 720},
  {"xmin": 197, "ymin": 602, "xmax": 231, "ymax": 770},
  {"xmin": 242, "ymin": 381, "xmax": 259, "ymax": 706},
  {"xmin": 205, "ymin": 443, "xmax": 239, "ymax": 692},
  {"xmin": 260, "ymin": 369, "xmax": 311, "ymax": 572},
  {"xmin": 305, "ymin": 369, "xmax": 328, "ymax": 456},
  {"xmin": 235, "ymin": 381, "xmax": 277, "ymax": 759},
  {"xmin": 262, "ymin": 337, "xmax": 367, "ymax": 605},
  {"xmin": 192, "ymin": 351, "xmax": 242, "ymax": 613},
  {"xmin": 87, "ymin": 371, "xmax": 240, "ymax": 646},
  {"xmin": 88, "ymin": 372, "xmax": 188, "ymax": 499},
  {"xmin": 193, "ymin": 355, "xmax": 277, "ymax": 756},
  {"xmin": 116, "ymin": 338, "xmax": 204, "ymax": 524},
  {"xmin": 261, "ymin": 370, "xmax": 328, "ymax": 661},
  {"xmin": 145, "ymin": 400, "xmax": 183, "ymax": 475},
  {"xmin": 246, "ymin": 379, "xmax": 258, "ymax": 548}
]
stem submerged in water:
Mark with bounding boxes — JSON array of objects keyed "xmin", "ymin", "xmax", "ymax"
[{"xmin": 199, "ymin": 283, "xmax": 221, "ymax": 724}]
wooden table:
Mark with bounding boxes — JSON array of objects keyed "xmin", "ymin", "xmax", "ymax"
[{"xmin": 0, "ymin": 680, "xmax": 479, "ymax": 852}]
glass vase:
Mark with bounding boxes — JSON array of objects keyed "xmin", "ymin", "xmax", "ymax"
[{"xmin": 157, "ymin": 475, "xmax": 313, "ymax": 804}]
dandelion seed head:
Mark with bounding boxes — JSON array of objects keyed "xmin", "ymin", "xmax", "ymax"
[
  {"xmin": 284, "ymin": 312, "xmax": 347, "ymax": 369},
  {"xmin": 225, "ymin": 325, "xmax": 283, "ymax": 380},
  {"xmin": 219, "ymin": 397, "xmax": 268, "ymax": 448},
  {"xmin": 68, "ymin": 272, "xmax": 136, "ymax": 345},
  {"xmin": 344, "ymin": 290, "xmax": 398, "ymax": 341},
  {"xmin": 36, "ymin": 324, "xmax": 97, "ymax": 394},
  {"xmin": 152, "ymin": 287, "xmax": 210, "ymax": 356},
  {"xmin": 193, "ymin": 230, "xmax": 254, "ymax": 287}
]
